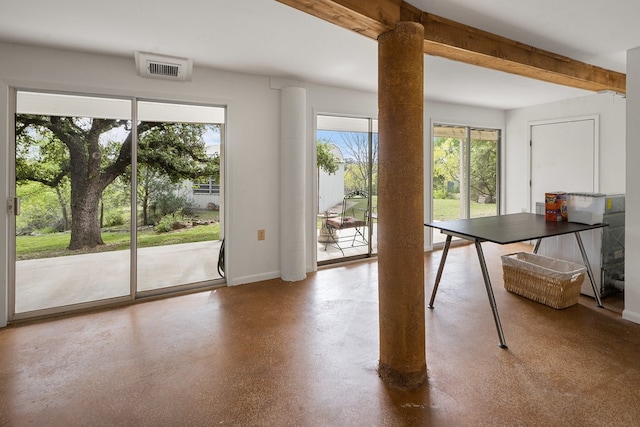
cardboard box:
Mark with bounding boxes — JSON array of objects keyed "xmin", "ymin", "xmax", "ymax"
[{"xmin": 545, "ymin": 192, "xmax": 567, "ymax": 222}]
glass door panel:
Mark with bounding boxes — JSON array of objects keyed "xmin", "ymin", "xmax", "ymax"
[
  {"xmin": 317, "ymin": 115, "xmax": 377, "ymax": 263},
  {"xmin": 135, "ymin": 101, "xmax": 225, "ymax": 293},
  {"xmin": 370, "ymin": 120, "xmax": 378, "ymax": 256},
  {"xmin": 433, "ymin": 125, "xmax": 464, "ymax": 224},
  {"xmin": 432, "ymin": 124, "xmax": 500, "ymax": 245},
  {"xmin": 469, "ymin": 129, "xmax": 499, "ymax": 218},
  {"xmin": 14, "ymin": 92, "xmax": 132, "ymax": 315}
]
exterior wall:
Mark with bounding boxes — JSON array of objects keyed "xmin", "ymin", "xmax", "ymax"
[
  {"xmin": 318, "ymin": 163, "xmax": 345, "ymax": 213},
  {"xmin": 180, "ymin": 180, "xmax": 221, "ymax": 210}
]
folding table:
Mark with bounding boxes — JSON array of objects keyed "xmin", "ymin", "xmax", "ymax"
[{"xmin": 425, "ymin": 213, "xmax": 607, "ymax": 348}]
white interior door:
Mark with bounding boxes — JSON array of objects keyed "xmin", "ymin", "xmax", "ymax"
[
  {"xmin": 530, "ymin": 117, "xmax": 598, "ymax": 210},
  {"xmin": 530, "ymin": 116, "xmax": 601, "ymax": 296}
]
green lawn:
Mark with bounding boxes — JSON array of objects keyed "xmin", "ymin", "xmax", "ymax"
[
  {"xmin": 316, "ymin": 196, "xmax": 496, "ymax": 228},
  {"xmin": 17, "ymin": 223, "xmax": 220, "ymax": 260},
  {"xmin": 433, "ymin": 198, "xmax": 497, "ymax": 221},
  {"xmin": 18, "ymin": 199, "xmax": 493, "ymax": 259}
]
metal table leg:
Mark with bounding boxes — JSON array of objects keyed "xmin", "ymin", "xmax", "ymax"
[
  {"xmin": 474, "ymin": 240, "xmax": 508, "ymax": 349},
  {"xmin": 428, "ymin": 234, "xmax": 452, "ymax": 309},
  {"xmin": 574, "ymin": 232, "xmax": 604, "ymax": 308},
  {"xmin": 533, "ymin": 238, "xmax": 542, "ymax": 254}
]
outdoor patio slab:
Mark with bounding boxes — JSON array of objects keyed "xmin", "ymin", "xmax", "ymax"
[{"xmin": 15, "ymin": 240, "xmax": 223, "ymax": 314}]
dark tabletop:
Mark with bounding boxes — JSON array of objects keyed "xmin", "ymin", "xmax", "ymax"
[{"xmin": 425, "ymin": 212, "xmax": 607, "ymax": 245}]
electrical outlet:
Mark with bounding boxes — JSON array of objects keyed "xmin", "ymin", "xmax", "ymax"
[{"xmin": 258, "ymin": 229, "xmax": 265, "ymax": 240}]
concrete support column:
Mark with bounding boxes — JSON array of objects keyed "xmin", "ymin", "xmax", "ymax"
[
  {"xmin": 377, "ymin": 21, "xmax": 426, "ymax": 388},
  {"xmin": 280, "ymin": 86, "xmax": 307, "ymax": 282}
]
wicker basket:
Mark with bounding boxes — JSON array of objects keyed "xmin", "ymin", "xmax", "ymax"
[{"xmin": 501, "ymin": 252, "xmax": 586, "ymax": 309}]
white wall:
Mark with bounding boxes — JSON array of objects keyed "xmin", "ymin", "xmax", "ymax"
[
  {"xmin": 624, "ymin": 47, "xmax": 640, "ymax": 323},
  {"xmin": 0, "ymin": 42, "xmax": 287, "ymax": 326},
  {"xmin": 0, "ymin": 43, "xmax": 391, "ymax": 325},
  {"xmin": 0, "ymin": 41, "xmax": 510, "ymax": 326},
  {"xmin": 504, "ymin": 93, "xmax": 626, "ymax": 214},
  {"xmin": 504, "ymin": 90, "xmax": 636, "ymax": 323},
  {"xmin": 4, "ymin": 41, "xmax": 629, "ymax": 327}
]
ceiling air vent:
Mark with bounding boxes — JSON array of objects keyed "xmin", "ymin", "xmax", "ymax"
[{"xmin": 135, "ymin": 52, "xmax": 193, "ymax": 81}]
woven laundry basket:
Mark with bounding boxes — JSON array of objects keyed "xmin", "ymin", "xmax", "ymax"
[{"xmin": 501, "ymin": 252, "xmax": 586, "ymax": 309}]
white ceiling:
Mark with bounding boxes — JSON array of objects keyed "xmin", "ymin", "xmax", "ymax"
[{"xmin": 1, "ymin": 0, "xmax": 639, "ymax": 110}]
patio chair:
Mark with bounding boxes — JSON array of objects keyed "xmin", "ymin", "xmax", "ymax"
[{"xmin": 324, "ymin": 190, "xmax": 370, "ymax": 255}]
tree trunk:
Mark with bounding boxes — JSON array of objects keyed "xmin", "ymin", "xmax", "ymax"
[
  {"xmin": 55, "ymin": 186, "xmax": 70, "ymax": 231},
  {"xmin": 64, "ymin": 118, "xmax": 116, "ymax": 250},
  {"xmin": 68, "ymin": 181, "xmax": 104, "ymax": 250},
  {"xmin": 143, "ymin": 195, "xmax": 149, "ymax": 225}
]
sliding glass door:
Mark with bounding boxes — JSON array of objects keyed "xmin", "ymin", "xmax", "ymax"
[
  {"xmin": 136, "ymin": 101, "xmax": 225, "ymax": 294},
  {"xmin": 432, "ymin": 124, "xmax": 500, "ymax": 244},
  {"xmin": 316, "ymin": 114, "xmax": 378, "ymax": 264},
  {"xmin": 13, "ymin": 92, "xmax": 133, "ymax": 315},
  {"xmin": 11, "ymin": 91, "xmax": 226, "ymax": 320}
]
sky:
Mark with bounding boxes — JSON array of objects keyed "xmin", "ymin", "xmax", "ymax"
[
  {"xmin": 203, "ymin": 125, "xmax": 221, "ymax": 156},
  {"xmin": 317, "ymin": 130, "xmax": 368, "ymax": 161}
]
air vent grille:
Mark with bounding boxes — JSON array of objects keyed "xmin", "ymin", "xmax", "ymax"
[
  {"xmin": 135, "ymin": 52, "xmax": 192, "ymax": 81},
  {"xmin": 149, "ymin": 62, "xmax": 180, "ymax": 78}
]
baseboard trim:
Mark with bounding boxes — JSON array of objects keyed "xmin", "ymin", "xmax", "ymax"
[{"xmin": 622, "ymin": 309, "xmax": 640, "ymax": 325}]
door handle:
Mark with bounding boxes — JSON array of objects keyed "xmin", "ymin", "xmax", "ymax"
[{"xmin": 10, "ymin": 197, "xmax": 20, "ymax": 216}]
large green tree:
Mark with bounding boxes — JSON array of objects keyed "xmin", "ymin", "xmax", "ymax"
[
  {"xmin": 433, "ymin": 137, "xmax": 461, "ymax": 197},
  {"xmin": 433, "ymin": 137, "xmax": 496, "ymax": 201},
  {"xmin": 16, "ymin": 115, "xmax": 218, "ymax": 249},
  {"xmin": 469, "ymin": 140, "xmax": 497, "ymax": 202}
]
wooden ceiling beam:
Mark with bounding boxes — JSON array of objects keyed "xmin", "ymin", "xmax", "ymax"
[
  {"xmin": 276, "ymin": 0, "xmax": 626, "ymax": 94},
  {"xmin": 419, "ymin": 12, "xmax": 625, "ymax": 93}
]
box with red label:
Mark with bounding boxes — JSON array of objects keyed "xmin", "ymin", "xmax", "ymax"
[{"xmin": 545, "ymin": 192, "xmax": 567, "ymax": 222}]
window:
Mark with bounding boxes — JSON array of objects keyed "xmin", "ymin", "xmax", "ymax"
[{"xmin": 432, "ymin": 124, "xmax": 501, "ymax": 244}]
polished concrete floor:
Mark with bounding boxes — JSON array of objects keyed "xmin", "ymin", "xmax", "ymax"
[{"xmin": 1, "ymin": 242, "xmax": 639, "ymax": 426}]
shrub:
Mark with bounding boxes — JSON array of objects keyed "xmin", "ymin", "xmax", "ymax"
[
  {"xmin": 151, "ymin": 191, "xmax": 197, "ymax": 221},
  {"xmin": 434, "ymin": 189, "xmax": 447, "ymax": 200},
  {"xmin": 39, "ymin": 226, "xmax": 60, "ymax": 234},
  {"xmin": 103, "ymin": 210, "xmax": 125, "ymax": 227},
  {"xmin": 155, "ymin": 211, "xmax": 185, "ymax": 233}
]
